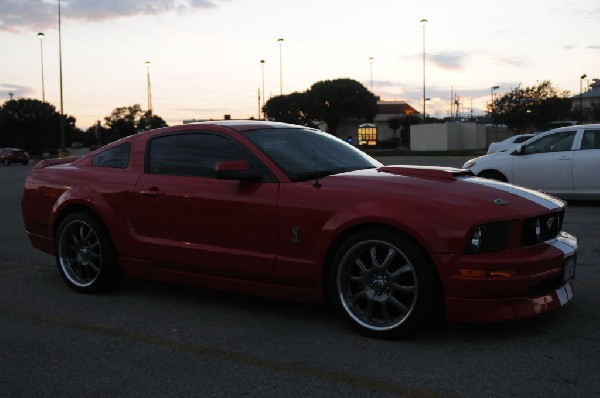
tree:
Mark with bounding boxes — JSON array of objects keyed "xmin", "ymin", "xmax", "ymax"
[
  {"xmin": 491, "ymin": 81, "xmax": 573, "ymax": 133},
  {"xmin": 104, "ymin": 104, "xmax": 143, "ymax": 138},
  {"xmin": 138, "ymin": 110, "xmax": 168, "ymax": 131},
  {"xmin": 262, "ymin": 78, "xmax": 378, "ymax": 135},
  {"xmin": 400, "ymin": 115, "xmax": 422, "ymax": 143},
  {"xmin": 263, "ymin": 92, "xmax": 315, "ymax": 126},
  {"xmin": 103, "ymin": 105, "xmax": 168, "ymax": 142},
  {"xmin": 307, "ymin": 78, "xmax": 378, "ymax": 134},
  {"xmin": 0, "ymin": 98, "xmax": 77, "ymax": 153},
  {"xmin": 387, "ymin": 117, "xmax": 402, "ymax": 139}
]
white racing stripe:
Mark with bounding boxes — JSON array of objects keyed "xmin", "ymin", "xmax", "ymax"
[
  {"xmin": 556, "ymin": 282, "xmax": 574, "ymax": 306},
  {"xmin": 458, "ymin": 177, "xmax": 564, "ymax": 210},
  {"xmin": 549, "ymin": 232, "xmax": 578, "ymax": 258}
]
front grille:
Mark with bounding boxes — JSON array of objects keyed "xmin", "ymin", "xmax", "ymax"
[{"xmin": 521, "ymin": 210, "xmax": 563, "ymax": 246}]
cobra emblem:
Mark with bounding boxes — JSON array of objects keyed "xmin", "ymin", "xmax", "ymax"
[{"xmin": 292, "ymin": 227, "xmax": 301, "ymax": 244}]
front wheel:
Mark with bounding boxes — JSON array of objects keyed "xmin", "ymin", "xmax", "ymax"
[
  {"xmin": 331, "ymin": 229, "xmax": 440, "ymax": 338},
  {"xmin": 56, "ymin": 212, "xmax": 121, "ymax": 293}
]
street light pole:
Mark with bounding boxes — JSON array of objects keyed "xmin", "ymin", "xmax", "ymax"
[
  {"xmin": 580, "ymin": 74, "xmax": 587, "ymax": 123},
  {"xmin": 38, "ymin": 33, "xmax": 46, "ymax": 102},
  {"xmin": 420, "ymin": 19, "xmax": 428, "ymax": 120},
  {"xmin": 369, "ymin": 57, "xmax": 374, "ymax": 92},
  {"xmin": 490, "ymin": 85, "xmax": 499, "ymax": 115},
  {"xmin": 58, "ymin": 0, "xmax": 65, "ymax": 151},
  {"xmin": 278, "ymin": 38, "xmax": 284, "ymax": 96},
  {"xmin": 260, "ymin": 60, "xmax": 266, "ymax": 118},
  {"xmin": 145, "ymin": 61, "xmax": 152, "ymax": 116}
]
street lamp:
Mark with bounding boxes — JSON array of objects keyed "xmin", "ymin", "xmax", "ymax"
[
  {"xmin": 420, "ymin": 19, "xmax": 428, "ymax": 120},
  {"xmin": 145, "ymin": 61, "xmax": 152, "ymax": 115},
  {"xmin": 490, "ymin": 85, "xmax": 499, "ymax": 115},
  {"xmin": 37, "ymin": 32, "xmax": 46, "ymax": 102},
  {"xmin": 58, "ymin": 0, "xmax": 65, "ymax": 151},
  {"xmin": 260, "ymin": 59, "xmax": 265, "ymax": 118},
  {"xmin": 278, "ymin": 38, "xmax": 284, "ymax": 95},
  {"xmin": 580, "ymin": 74, "xmax": 587, "ymax": 123},
  {"xmin": 369, "ymin": 57, "xmax": 374, "ymax": 92}
]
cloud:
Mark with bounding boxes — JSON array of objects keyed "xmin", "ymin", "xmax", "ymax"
[
  {"xmin": 399, "ymin": 51, "xmax": 471, "ymax": 71},
  {"xmin": 0, "ymin": 0, "xmax": 223, "ymax": 33},
  {"xmin": 492, "ymin": 55, "xmax": 527, "ymax": 68},
  {"xmin": 587, "ymin": 45, "xmax": 600, "ymax": 50},
  {"xmin": 0, "ymin": 83, "xmax": 35, "ymax": 100},
  {"xmin": 428, "ymin": 52, "xmax": 469, "ymax": 70}
]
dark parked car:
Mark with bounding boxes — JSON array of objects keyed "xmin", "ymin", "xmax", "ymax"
[
  {"xmin": 0, "ymin": 148, "xmax": 29, "ymax": 165},
  {"xmin": 21, "ymin": 121, "xmax": 577, "ymax": 338}
]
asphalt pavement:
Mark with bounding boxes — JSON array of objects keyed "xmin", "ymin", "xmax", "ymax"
[{"xmin": 1, "ymin": 159, "xmax": 599, "ymax": 397}]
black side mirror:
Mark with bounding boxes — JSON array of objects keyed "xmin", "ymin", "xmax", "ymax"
[{"xmin": 215, "ymin": 161, "xmax": 262, "ymax": 181}]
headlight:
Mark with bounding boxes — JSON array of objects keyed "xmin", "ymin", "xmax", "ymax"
[
  {"xmin": 521, "ymin": 212, "xmax": 563, "ymax": 245},
  {"xmin": 466, "ymin": 221, "xmax": 513, "ymax": 253},
  {"xmin": 469, "ymin": 226, "xmax": 482, "ymax": 251},
  {"xmin": 463, "ymin": 161, "xmax": 476, "ymax": 169}
]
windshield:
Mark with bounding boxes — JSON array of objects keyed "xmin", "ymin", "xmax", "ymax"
[{"xmin": 243, "ymin": 128, "xmax": 381, "ymax": 181}]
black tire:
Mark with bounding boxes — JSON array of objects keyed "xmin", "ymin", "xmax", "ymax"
[
  {"xmin": 22, "ymin": 160, "xmax": 29, "ymax": 165},
  {"xmin": 55, "ymin": 212, "xmax": 121, "ymax": 293},
  {"xmin": 478, "ymin": 170, "xmax": 508, "ymax": 182},
  {"xmin": 331, "ymin": 229, "xmax": 440, "ymax": 338},
  {"xmin": 4, "ymin": 159, "xmax": 9, "ymax": 166}
]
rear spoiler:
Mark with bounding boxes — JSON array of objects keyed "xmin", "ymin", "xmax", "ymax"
[
  {"xmin": 378, "ymin": 165, "xmax": 473, "ymax": 180},
  {"xmin": 33, "ymin": 156, "xmax": 81, "ymax": 169}
]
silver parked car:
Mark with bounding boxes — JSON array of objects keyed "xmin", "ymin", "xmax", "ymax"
[
  {"xmin": 464, "ymin": 124, "xmax": 600, "ymax": 200},
  {"xmin": 486, "ymin": 134, "xmax": 534, "ymax": 154}
]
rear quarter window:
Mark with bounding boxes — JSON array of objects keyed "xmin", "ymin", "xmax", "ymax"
[{"xmin": 92, "ymin": 142, "xmax": 131, "ymax": 169}]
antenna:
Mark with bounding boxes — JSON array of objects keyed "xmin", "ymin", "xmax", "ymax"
[{"xmin": 313, "ymin": 149, "xmax": 321, "ymax": 188}]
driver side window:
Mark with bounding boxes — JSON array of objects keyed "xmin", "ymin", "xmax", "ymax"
[
  {"xmin": 524, "ymin": 131, "xmax": 576, "ymax": 154},
  {"xmin": 147, "ymin": 132, "xmax": 268, "ymax": 180}
]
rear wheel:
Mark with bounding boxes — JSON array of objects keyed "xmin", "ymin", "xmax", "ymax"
[
  {"xmin": 331, "ymin": 229, "xmax": 440, "ymax": 338},
  {"xmin": 56, "ymin": 212, "xmax": 121, "ymax": 293}
]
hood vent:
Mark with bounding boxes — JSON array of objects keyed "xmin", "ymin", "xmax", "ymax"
[{"xmin": 378, "ymin": 165, "xmax": 473, "ymax": 180}]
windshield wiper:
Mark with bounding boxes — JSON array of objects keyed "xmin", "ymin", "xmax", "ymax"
[{"xmin": 291, "ymin": 167, "xmax": 368, "ymax": 182}]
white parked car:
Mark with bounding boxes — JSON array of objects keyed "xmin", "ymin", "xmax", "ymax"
[
  {"xmin": 487, "ymin": 134, "xmax": 534, "ymax": 154},
  {"xmin": 463, "ymin": 124, "xmax": 600, "ymax": 200}
]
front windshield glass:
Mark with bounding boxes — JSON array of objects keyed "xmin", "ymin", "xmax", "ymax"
[{"xmin": 243, "ymin": 128, "xmax": 382, "ymax": 181}]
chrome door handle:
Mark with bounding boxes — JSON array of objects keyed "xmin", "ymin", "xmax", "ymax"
[{"xmin": 139, "ymin": 188, "xmax": 164, "ymax": 198}]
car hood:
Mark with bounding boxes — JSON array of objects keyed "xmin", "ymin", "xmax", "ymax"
[
  {"xmin": 326, "ymin": 165, "xmax": 564, "ymax": 220},
  {"xmin": 463, "ymin": 150, "xmax": 512, "ymax": 167}
]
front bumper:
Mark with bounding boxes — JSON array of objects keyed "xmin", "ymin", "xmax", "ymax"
[{"xmin": 439, "ymin": 232, "xmax": 577, "ymax": 322}]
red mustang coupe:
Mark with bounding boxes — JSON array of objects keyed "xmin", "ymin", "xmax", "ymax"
[{"xmin": 21, "ymin": 121, "xmax": 577, "ymax": 338}]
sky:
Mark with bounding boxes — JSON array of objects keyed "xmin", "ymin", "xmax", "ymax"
[{"xmin": 1, "ymin": 0, "xmax": 599, "ymax": 130}]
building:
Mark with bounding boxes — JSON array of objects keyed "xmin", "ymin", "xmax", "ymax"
[
  {"xmin": 572, "ymin": 78, "xmax": 600, "ymax": 122},
  {"xmin": 336, "ymin": 100, "xmax": 419, "ymax": 145},
  {"xmin": 410, "ymin": 122, "xmax": 486, "ymax": 151}
]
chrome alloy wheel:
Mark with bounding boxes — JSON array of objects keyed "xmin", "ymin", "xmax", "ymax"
[
  {"xmin": 336, "ymin": 240, "xmax": 418, "ymax": 331},
  {"xmin": 57, "ymin": 219, "xmax": 103, "ymax": 288}
]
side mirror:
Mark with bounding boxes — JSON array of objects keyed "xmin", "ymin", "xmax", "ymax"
[
  {"xmin": 511, "ymin": 145, "xmax": 523, "ymax": 155},
  {"xmin": 215, "ymin": 160, "xmax": 262, "ymax": 181}
]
